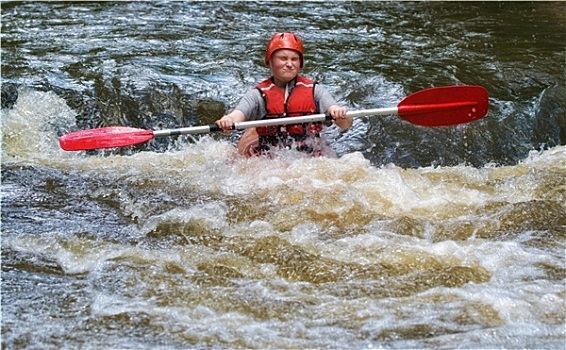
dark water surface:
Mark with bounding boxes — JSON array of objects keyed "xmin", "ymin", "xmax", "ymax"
[{"xmin": 2, "ymin": 1, "xmax": 565, "ymax": 349}]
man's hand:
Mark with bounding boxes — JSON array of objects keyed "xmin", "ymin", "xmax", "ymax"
[
  {"xmin": 326, "ymin": 105, "xmax": 352, "ymax": 130},
  {"xmin": 215, "ymin": 110, "xmax": 246, "ymax": 133}
]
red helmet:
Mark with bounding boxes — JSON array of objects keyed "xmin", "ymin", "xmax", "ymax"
[{"xmin": 265, "ymin": 32, "xmax": 304, "ymax": 68}]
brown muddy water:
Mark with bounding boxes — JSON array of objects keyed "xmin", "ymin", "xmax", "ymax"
[{"xmin": 1, "ymin": 2, "xmax": 565, "ymax": 349}]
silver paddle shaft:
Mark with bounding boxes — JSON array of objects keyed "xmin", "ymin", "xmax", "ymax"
[{"xmin": 152, "ymin": 107, "xmax": 399, "ymax": 137}]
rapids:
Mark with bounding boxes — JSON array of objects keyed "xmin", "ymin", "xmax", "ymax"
[{"xmin": 2, "ymin": 2, "xmax": 565, "ymax": 349}]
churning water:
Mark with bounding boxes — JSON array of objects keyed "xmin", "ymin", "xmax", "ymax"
[{"xmin": 2, "ymin": 2, "xmax": 565, "ymax": 349}]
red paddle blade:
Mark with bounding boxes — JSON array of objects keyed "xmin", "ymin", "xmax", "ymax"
[
  {"xmin": 397, "ymin": 86, "xmax": 488, "ymax": 126},
  {"xmin": 59, "ymin": 127, "xmax": 154, "ymax": 151}
]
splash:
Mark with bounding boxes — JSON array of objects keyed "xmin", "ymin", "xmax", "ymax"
[{"xmin": 1, "ymin": 89, "xmax": 76, "ymax": 163}]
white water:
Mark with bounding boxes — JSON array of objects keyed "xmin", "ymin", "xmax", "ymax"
[{"xmin": 2, "ymin": 89, "xmax": 564, "ymax": 349}]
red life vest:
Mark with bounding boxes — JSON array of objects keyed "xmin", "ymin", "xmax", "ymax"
[{"xmin": 255, "ymin": 76, "xmax": 322, "ymax": 137}]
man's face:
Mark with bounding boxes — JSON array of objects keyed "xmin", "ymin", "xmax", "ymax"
[{"xmin": 269, "ymin": 49, "xmax": 301, "ymax": 85}]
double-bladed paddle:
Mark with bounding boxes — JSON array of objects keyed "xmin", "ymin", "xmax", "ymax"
[{"xmin": 59, "ymin": 85, "xmax": 488, "ymax": 151}]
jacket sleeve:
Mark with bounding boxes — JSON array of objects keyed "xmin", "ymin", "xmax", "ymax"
[
  {"xmin": 233, "ymin": 89, "xmax": 266, "ymax": 121},
  {"xmin": 314, "ymin": 84, "xmax": 339, "ymax": 114}
]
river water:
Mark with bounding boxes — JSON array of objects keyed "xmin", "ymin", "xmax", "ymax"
[{"xmin": 1, "ymin": 1, "xmax": 565, "ymax": 349}]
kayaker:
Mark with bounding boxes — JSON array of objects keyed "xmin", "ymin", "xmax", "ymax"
[{"xmin": 215, "ymin": 32, "xmax": 352, "ymax": 157}]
